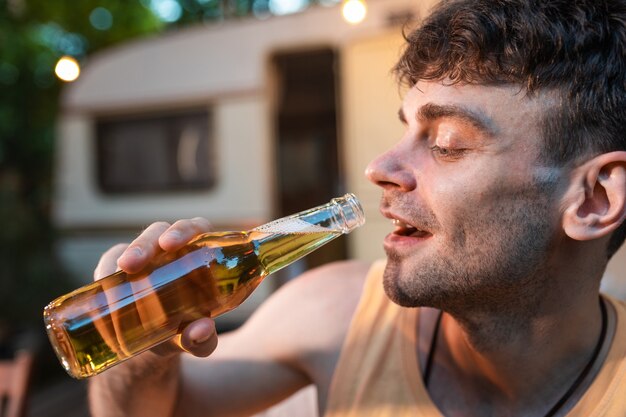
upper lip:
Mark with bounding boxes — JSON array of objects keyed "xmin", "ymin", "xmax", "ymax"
[
  {"xmin": 381, "ymin": 210, "xmax": 422, "ymax": 232},
  {"xmin": 380, "ymin": 207, "xmax": 432, "ymax": 237}
]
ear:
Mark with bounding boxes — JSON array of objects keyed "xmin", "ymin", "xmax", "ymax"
[{"xmin": 563, "ymin": 152, "xmax": 626, "ymax": 241}]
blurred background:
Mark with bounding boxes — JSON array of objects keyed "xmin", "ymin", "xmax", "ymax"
[
  {"xmin": 0, "ymin": 0, "xmax": 439, "ymax": 415},
  {"xmin": 3, "ymin": 0, "xmax": 626, "ymax": 416}
]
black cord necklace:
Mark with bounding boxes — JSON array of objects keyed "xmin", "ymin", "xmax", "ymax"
[{"xmin": 422, "ymin": 298, "xmax": 607, "ymax": 417}]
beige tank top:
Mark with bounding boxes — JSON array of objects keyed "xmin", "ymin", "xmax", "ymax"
[{"xmin": 325, "ymin": 260, "xmax": 626, "ymax": 417}]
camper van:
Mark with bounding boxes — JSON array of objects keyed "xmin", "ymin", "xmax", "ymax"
[
  {"xmin": 52, "ymin": 0, "xmax": 442, "ymax": 327},
  {"xmin": 53, "ymin": 0, "xmax": 626, "ymax": 329}
]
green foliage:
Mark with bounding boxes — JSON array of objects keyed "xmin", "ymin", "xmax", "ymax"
[
  {"xmin": 0, "ymin": 0, "xmax": 163, "ymax": 336},
  {"xmin": 0, "ymin": 0, "xmax": 335, "ymax": 341}
]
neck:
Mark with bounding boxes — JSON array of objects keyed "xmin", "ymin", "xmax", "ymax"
[
  {"xmin": 428, "ymin": 274, "xmax": 611, "ymax": 416},
  {"xmin": 449, "ymin": 296, "xmax": 602, "ymax": 372},
  {"xmin": 444, "ymin": 249, "xmax": 607, "ymax": 361}
]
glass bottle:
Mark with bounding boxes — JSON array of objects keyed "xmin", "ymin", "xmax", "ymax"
[{"xmin": 44, "ymin": 194, "xmax": 364, "ymax": 379}]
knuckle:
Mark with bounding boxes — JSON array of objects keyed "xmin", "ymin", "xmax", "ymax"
[
  {"xmin": 171, "ymin": 219, "xmax": 189, "ymax": 229},
  {"xmin": 94, "ymin": 243, "xmax": 128, "ymax": 280},
  {"xmin": 190, "ymin": 217, "xmax": 211, "ymax": 230},
  {"xmin": 136, "ymin": 222, "xmax": 171, "ymax": 243},
  {"xmin": 150, "ymin": 221, "xmax": 171, "ymax": 231}
]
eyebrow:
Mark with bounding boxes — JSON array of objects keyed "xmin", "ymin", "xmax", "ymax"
[{"xmin": 399, "ymin": 103, "xmax": 498, "ymax": 136}]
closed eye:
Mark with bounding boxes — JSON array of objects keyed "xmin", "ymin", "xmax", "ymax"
[{"xmin": 430, "ymin": 145, "xmax": 467, "ymax": 160}]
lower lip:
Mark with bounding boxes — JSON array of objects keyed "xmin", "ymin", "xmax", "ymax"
[{"xmin": 383, "ymin": 231, "xmax": 432, "ymax": 251}]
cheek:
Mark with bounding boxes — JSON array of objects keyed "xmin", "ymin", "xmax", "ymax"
[
  {"xmin": 427, "ymin": 180, "xmax": 479, "ymax": 241},
  {"xmin": 427, "ymin": 166, "xmax": 534, "ymax": 234}
]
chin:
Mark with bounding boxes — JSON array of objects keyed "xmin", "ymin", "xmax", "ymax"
[
  {"xmin": 381, "ymin": 255, "xmax": 459, "ymax": 309},
  {"xmin": 382, "ymin": 264, "xmax": 430, "ymax": 308}
]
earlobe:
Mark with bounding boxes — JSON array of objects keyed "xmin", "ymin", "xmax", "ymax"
[{"xmin": 562, "ymin": 152, "xmax": 626, "ymax": 241}]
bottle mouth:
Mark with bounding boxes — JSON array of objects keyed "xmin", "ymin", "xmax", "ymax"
[{"xmin": 333, "ymin": 193, "xmax": 366, "ymax": 233}]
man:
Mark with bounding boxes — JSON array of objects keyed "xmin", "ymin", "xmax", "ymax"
[{"xmin": 89, "ymin": 0, "xmax": 626, "ymax": 416}]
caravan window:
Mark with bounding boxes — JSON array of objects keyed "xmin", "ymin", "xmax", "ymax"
[{"xmin": 96, "ymin": 109, "xmax": 215, "ymax": 194}]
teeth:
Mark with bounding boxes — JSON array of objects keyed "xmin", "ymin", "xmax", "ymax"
[
  {"xmin": 390, "ymin": 217, "xmax": 429, "ymax": 237},
  {"xmin": 392, "ymin": 219, "xmax": 412, "ymax": 229}
]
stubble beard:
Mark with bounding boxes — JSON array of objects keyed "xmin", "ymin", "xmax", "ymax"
[{"xmin": 382, "ymin": 184, "xmax": 559, "ymax": 317}]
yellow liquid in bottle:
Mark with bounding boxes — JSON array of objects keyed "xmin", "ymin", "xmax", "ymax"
[{"xmin": 44, "ymin": 229, "xmax": 339, "ymax": 378}]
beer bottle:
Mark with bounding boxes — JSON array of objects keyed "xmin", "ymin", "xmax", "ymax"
[{"xmin": 44, "ymin": 193, "xmax": 365, "ymax": 379}]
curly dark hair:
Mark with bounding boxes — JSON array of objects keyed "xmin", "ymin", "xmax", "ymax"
[{"xmin": 394, "ymin": 0, "xmax": 626, "ymax": 257}]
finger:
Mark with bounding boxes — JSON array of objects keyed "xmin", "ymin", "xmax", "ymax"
[
  {"xmin": 159, "ymin": 217, "xmax": 213, "ymax": 252},
  {"xmin": 179, "ymin": 318, "xmax": 219, "ymax": 357},
  {"xmin": 94, "ymin": 243, "xmax": 129, "ymax": 280},
  {"xmin": 117, "ymin": 221, "xmax": 171, "ymax": 274},
  {"xmin": 148, "ymin": 319, "xmax": 218, "ymax": 358}
]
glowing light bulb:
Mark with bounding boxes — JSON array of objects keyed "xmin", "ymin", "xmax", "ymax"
[
  {"xmin": 55, "ymin": 56, "xmax": 80, "ymax": 82},
  {"xmin": 342, "ymin": 0, "xmax": 366, "ymax": 24}
]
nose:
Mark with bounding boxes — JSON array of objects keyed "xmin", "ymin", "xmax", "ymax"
[{"xmin": 365, "ymin": 146, "xmax": 417, "ymax": 192}]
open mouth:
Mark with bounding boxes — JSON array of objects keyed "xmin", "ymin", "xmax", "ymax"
[{"xmin": 391, "ymin": 219, "xmax": 431, "ymax": 238}]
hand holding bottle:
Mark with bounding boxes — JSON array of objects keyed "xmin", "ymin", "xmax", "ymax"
[
  {"xmin": 88, "ymin": 219, "xmax": 223, "ymax": 417},
  {"xmin": 94, "ymin": 217, "xmax": 220, "ymax": 359}
]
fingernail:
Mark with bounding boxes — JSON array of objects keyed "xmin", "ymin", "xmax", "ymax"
[
  {"xmin": 165, "ymin": 231, "xmax": 182, "ymax": 242},
  {"xmin": 128, "ymin": 246, "xmax": 143, "ymax": 258},
  {"xmin": 189, "ymin": 325, "xmax": 211, "ymax": 345},
  {"xmin": 193, "ymin": 333, "xmax": 210, "ymax": 345}
]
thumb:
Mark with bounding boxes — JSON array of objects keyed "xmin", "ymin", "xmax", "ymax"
[
  {"xmin": 150, "ymin": 318, "xmax": 218, "ymax": 358},
  {"xmin": 179, "ymin": 318, "xmax": 219, "ymax": 357}
]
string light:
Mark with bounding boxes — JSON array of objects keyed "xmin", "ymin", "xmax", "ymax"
[
  {"xmin": 342, "ymin": 0, "xmax": 366, "ymax": 24},
  {"xmin": 55, "ymin": 56, "xmax": 80, "ymax": 82}
]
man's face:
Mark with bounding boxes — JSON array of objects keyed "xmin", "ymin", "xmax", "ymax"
[{"xmin": 366, "ymin": 81, "xmax": 566, "ymax": 311}]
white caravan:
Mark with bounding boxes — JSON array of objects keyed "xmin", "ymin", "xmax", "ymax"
[
  {"xmin": 53, "ymin": 0, "xmax": 626, "ymax": 328},
  {"xmin": 53, "ymin": 0, "xmax": 441, "ymax": 326}
]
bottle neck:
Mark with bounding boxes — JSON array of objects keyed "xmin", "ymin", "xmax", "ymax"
[
  {"xmin": 250, "ymin": 193, "xmax": 365, "ymax": 273},
  {"xmin": 252, "ymin": 193, "xmax": 365, "ymax": 236},
  {"xmin": 251, "ymin": 229, "xmax": 341, "ymax": 274}
]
